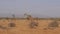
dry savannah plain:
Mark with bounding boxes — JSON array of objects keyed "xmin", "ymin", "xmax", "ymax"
[{"xmin": 0, "ymin": 18, "xmax": 60, "ymax": 34}]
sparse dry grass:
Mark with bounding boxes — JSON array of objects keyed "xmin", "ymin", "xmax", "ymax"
[{"xmin": 0, "ymin": 18, "xmax": 60, "ymax": 34}]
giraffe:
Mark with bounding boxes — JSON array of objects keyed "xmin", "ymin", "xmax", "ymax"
[{"xmin": 24, "ymin": 13, "xmax": 38, "ymax": 29}]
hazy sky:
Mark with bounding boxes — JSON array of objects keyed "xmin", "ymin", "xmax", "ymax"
[{"xmin": 0, "ymin": 0, "xmax": 60, "ymax": 18}]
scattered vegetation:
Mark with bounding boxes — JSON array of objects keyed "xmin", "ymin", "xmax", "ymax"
[
  {"xmin": 8, "ymin": 23, "xmax": 16, "ymax": 27},
  {"xmin": 0, "ymin": 25, "xmax": 7, "ymax": 29},
  {"xmin": 47, "ymin": 20, "xmax": 59, "ymax": 30}
]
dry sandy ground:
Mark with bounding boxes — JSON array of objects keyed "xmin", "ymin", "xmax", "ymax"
[{"xmin": 0, "ymin": 19, "xmax": 60, "ymax": 34}]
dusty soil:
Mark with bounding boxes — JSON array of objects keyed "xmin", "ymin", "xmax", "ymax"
[{"xmin": 0, "ymin": 19, "xmax": 60, "ymax": 34}]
